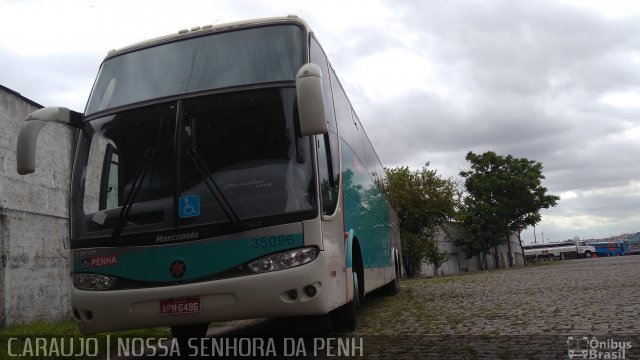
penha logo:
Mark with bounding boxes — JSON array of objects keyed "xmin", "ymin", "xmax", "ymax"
[{"xmin": 80, "ymin": 255, "xmax": 117, "ymax": 269}]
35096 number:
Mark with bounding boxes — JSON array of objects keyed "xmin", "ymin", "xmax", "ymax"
[{"xmin": 251, "ymin": 235, "xmax": 296, "ymax": 248}]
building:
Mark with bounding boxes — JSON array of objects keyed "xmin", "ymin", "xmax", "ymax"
[
  {"xmin": 0, "ymin": 84, "xmax": 75, "ymax": 326},
  {"xmin": 420, "ymin": 222, "xmax": 525, "ymax": 277}
]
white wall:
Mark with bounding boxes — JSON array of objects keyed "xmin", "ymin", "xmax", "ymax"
[
  {"xmin": 420, "ymin": 222, "xmax": 524, "ymax": 277},
  {"xmin": 0, "ymin": 86, "xmax": 74, "ymax": 325}
]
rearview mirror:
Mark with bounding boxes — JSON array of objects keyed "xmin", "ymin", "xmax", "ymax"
[
  {"xmin": 296, "ymin": 63, "xmax": 328, "ymax": 136},
  {"xmin": 16, "ymin": 107, "xmax": 81, "ymax": 175}
]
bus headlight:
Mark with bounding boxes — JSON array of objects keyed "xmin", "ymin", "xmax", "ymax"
[
  {"xmin": 73, "ymin": 273, "xmax": 117, "ymax": 290},
  {"xmin": 248, "ymin": 247, "xmax": 319, "ymax": 274}
]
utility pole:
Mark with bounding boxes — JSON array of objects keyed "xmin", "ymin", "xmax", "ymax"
[{"xmin": 533, "ymin": 226, "xmax": 537, "ymax": 243}]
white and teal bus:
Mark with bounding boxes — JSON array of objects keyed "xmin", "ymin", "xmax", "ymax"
[{"xmin": 16, "ymin": 16, "xmax": 401, "ymax": 337}]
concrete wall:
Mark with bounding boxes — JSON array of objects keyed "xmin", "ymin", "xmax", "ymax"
[
  {"xmin": 420, "ymin": 222, "xmax": 525, "ymax": 277},
  {"xmin": 0, "ymin": 85, "xmax": 74, "ymax": 325}
]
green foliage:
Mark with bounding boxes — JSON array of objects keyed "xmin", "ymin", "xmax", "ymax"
[
  {"xmin": 424, "ymin": 237, "xmax": 450, "ymax": 276},
  {"xmin": 399, "ymin": 231, "xmax": 426, "ymax": 278},
  {"xmin": 0, "ymin": 319, "xmax": 81, "ymax": 336},
  {"xmin": 382, "ymin": 164, "xmax": 458, "ymax": 277},
  {"xmin": 457, "ymin": 151, "xmax": 559, "ymax": 264}
]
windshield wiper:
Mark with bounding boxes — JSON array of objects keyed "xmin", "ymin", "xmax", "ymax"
[
  {"xmin": 111, "ymin": 146, "xmax": 157, "ymax": 242},
  {"xmin": 183, "ymin": 146, "xmax": 241, "ymax": 223},
  {"xmin": 111, "ymin": 117, "xmax": 165, "ymax": 242}
]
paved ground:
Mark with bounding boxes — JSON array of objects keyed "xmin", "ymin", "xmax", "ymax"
[
  {"xmin": 360, "ymin": 255, "xmax": 640, "ymax": 336},
  {"xmin": 212, "ymin": 255, "xmax": 640, "ymax": 359}
]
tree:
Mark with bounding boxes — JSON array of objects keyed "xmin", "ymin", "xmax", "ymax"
[
  {"xmin": 454, "ymin": 198, "xmax": 507, "ymax": 270},
  {"xmin": 424, "ymin": 237, "xmax": 450, "ymax": 276},
  {"xmin": 457, "ymin": 151, "xmax": 559, "ymax": 268},
  {"xmin": 382, "ymin": 164, "xmax": 458, "ymax": 277}
]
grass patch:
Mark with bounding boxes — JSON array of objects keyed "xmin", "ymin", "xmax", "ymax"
[
  {"xmin": 0, "ymin": 318, "xmax": 169, "ymax": 337},
  {"xmin": 525, "ymin": 259, "xmax": 561, "ymax": 267},
  {"xmin": 0, "ymin": 319, "xmax": 80, "ymax": 336}
]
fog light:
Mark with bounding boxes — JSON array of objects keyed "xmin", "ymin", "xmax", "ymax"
[
  {"xmin": 288, "ymin": 289, "xmax": 298, "ymax": 300},
  {"xmin": 304, "ymin": 285, "xmax": 317, "ymax": 297}
]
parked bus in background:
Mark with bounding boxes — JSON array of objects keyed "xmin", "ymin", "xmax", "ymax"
[
  {"xmin": 592, "ymin": 241, "xmax": 629, "ymax": 257},
  {"xmin": 627, "ymin": 234, "xmax": 640, "ymax": 255},
  {"xmin": 522, "ymin": 240, "xmax": 595, "ymax": 261},
  {"xmin": 16, "ymin": 16, "xmax": 402, "ymax": 337}
]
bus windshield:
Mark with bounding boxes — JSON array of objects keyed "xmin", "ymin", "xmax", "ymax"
[
  {"xmin": 71, "ymin": 87, "xmax": 315, "ymax": 240},
  {"xmin": 85, "ymin": 24, "xmax": 304, "ymax": 115}
]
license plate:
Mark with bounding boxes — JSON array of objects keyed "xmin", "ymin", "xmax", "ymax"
[{"xmin": 160, "ymin": 297, "xmax": 201, "ymax": 315}]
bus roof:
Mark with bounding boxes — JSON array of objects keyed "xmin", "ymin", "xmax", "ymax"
[{"xmin": 104, "ymin": 15, "xmax": 311, "ymax": 61}]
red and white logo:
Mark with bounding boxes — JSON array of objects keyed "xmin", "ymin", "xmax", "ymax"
[{"xmin": 80, "ymin": 255, "xmax": 117, "ymax": 268}]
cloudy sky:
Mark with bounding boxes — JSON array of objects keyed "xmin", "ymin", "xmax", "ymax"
[{"xmin": 2, "ymin": 0, "xmax": 639, "ymax": 244}]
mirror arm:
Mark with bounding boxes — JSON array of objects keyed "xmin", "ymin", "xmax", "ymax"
[
  {"xmin": 16, "ymin": 107, "xmax": 83, "ymax": 175},
  {"xmin": 69, "ymin": 110, "xmax": 83, "ymax": 128},
  {"xmin": 24, "ymin": 107, "xmax": 83, "ymax": 128}
]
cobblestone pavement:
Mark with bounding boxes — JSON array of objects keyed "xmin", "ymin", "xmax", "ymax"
[
  {"xmin": 215, "ymin": 255, "xmax": 640, "ymax": 359},
  {"xmin": 359, "ymin": 255, "xmax": 640, "ymax": 336},
  {"xmin": 352, "ymin": 255, "xmax": 640, "ymax": 359}
]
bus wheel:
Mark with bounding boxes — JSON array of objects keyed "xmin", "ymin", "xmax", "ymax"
[
  {"xmin": 331, "ymin": 271, "xmax": 359, "ymax": 332},
  {"xmin": 383, "ymin": 257, "xmax": 401, "ymax": 295}
]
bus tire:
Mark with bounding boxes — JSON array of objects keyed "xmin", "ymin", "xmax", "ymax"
[
  {"xmin": 382, "ymin": 254, "xmax": 401, "ymax": 295},
  {"xmin": 331, "ymin": 271, "xmax": 359, "ymax": 332},
  {"xmin": 584, "ymin": 251, "xmax": 592, "ymax": 258}
]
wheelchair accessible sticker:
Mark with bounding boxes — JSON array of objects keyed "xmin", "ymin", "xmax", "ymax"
[{"xmin": 179, "ymin": 195, "xmax": 200, "ymax": 218}]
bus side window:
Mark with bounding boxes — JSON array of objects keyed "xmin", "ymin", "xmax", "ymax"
[
  {"xmin": 311, "ymin": 36, "xmax": 340, "ymax": 215},
  {"xmin": 99, "ymin": 143, "xmax": 119, "ymax": 210},
  {"xmin": 310, "ymin": 37, "xmax": 340, "ymax": 180},
  {"xmin": 318, "ymin": 134, "xmax": 339, "ymax": 215},
  {"xmin": 310, "ymin": 36, "xmax": 336, "ymax": 133}
]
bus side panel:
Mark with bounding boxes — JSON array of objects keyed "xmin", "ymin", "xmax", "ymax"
[
  {"xmin": 317, "ymin": 164, "xmax": 350, "ymax": 311},
  {"xmin": 309, "ymin": 34, "xmax": 352, "ymax": 311},
  {"xmin": 341, "ymin": 143, "xmax": 391, "ymax": 293},
  {"xmin": 593, "ymin": 242, "xmax": 626, "ymax": 257},
  {"xmin": 316, "ymin": 33, "xmax": 396, "ymax": 296}
]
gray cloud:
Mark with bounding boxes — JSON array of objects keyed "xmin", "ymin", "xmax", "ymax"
[
  {"xmin": 0, "ymin": 50, "xmax": 100, "ymax": 110},
  {"xmin": 349, "ymin": 0, "xmax": 640, "ymax": 240}
]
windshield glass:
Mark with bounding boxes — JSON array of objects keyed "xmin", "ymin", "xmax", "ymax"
[
  {"xmin": 71, "ymin": 88, "xmax": 315, "ymax": 239},
  {"xmin": 85, "ymin": 25, "xmax": 304, "ymax": 115}
]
